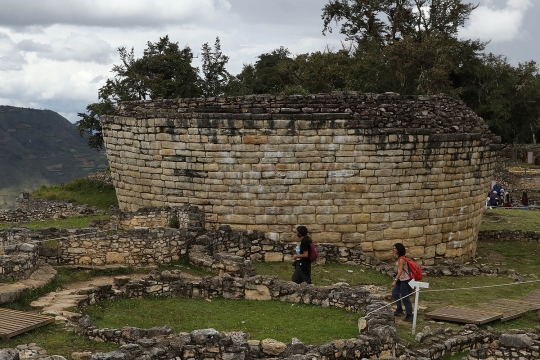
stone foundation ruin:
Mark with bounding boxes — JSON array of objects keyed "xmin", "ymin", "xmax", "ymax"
[{"xmin": 102, "ymin": 92, "xmax": 499, "ymax": 264}]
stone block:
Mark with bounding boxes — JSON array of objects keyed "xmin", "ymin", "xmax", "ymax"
[
  {"xmin": 245, "ymin": 285, "xmax": 272, "ymax": 300},
  {"xmin": 263, "ymin": 252, "xmax": 283, "ymax": 262}
]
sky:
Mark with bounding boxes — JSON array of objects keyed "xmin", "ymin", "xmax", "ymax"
[{"xmin": 0, "ymin": 0, "xmax": 538, "ymax": 123}]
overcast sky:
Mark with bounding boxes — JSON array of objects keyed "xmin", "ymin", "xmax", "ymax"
[{"xmin": 0, "ymin": 0, "xmax": 538, "ymax": 123}]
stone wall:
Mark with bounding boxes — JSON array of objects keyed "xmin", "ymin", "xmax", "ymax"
[
  {"xmin": 41, "ymin": 228, "xmax": 187, "ymax": 266},
  {"xmin": 109, "ymin": 205, "xmax": 206, "ymax": 232},
  {"xmin": 0, "ymin": 193, "xmax": 103, "ymax": 224},
  {"xmin": 0, "ymin": 243, "xmax": 39, "ymax": 282},
  {"xmin": 1, "ymin": 224, "xmax": 519, "ymax": 275},
  {"xmin": 411, "ymin": 325, "xmax": 540, "ymax": 360},
  {"xmin": 478, "ymin": 230, "xmax": 540, "ymax": 242},
  {"xmin": 102, "ymin": 92, "xmax": 499, "ymax": 264},
  {"xmin": 75, "ymin": 270, "xmax": 396, "ymax": 360}
]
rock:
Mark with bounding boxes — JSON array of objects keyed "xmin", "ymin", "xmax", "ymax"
[
  {"xmin": 19, "ymin": 243, "xmax": 36, "ymax": 252},
  {"xmin": 147, "ymin": 326, "xmax": 173, "ymax": 338},
  {"xmin": 90, "ymin": 351, "xmax": 126, "ymax": 360},
  {"xmin": 78, "ymin": 315, "xmax": 96, "ymax": 330},
  {"xmin": 121, "ymin": 327, "xmax": 147, "ymax": 342},
  {"xmin": 191, "ymin": 328, "xmax": 220, "ymax": 344},
  {"xmin": 0, "ymin": 349, "xmax": 19, "ymax": 360},
  {"xmin": 71, "ymin": 352, "xmax": 92, "ymax": 360},
  {"xmin": 499, "ymin": 333, "xmax": 533, "ymax": 348},
  {"xmin": 261, "ymin": 338, "xmax": 287, "ymax": 355}
]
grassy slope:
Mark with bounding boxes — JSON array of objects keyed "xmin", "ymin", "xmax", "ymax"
[{"xmin": 31, "ymin": 178, "xmax": 117, "ymax": 211}]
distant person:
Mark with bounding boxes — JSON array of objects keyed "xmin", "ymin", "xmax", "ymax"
[
  {"xmin": 292, "ymin": 225, "xmax": 312, "ymax": 284},
  {"xmin": 492, "ymin": 182, "xmax": 502, "ymax": 196},
  {"xmin": 392, "ymin": 243, "xmax": 413, "ymax": 322},
  {"xmin": 504, "ymin": 193, "xmax": 512, "ymax": 208},
  {"xmin": 499, "ymin": 188, "xmax": 505, "ymax": 206},
  {"xmin": 522, "ymin": 192, "xmax": 529, "ymax": 210},
  {"xmin": 489, "ymin": 191, "xmax": 499, "ymax": 208}
]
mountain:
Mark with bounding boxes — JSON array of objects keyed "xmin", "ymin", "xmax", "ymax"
[{"xmin": 0, "ymin": 106, "xmax": 108, "ymax": 208}]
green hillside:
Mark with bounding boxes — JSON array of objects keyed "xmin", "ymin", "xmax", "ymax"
[{"xmin": 0, "ymin": 105, "xmax": 108, "ymax": 208}]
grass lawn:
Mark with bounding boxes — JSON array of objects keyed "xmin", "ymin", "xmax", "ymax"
[
  {"xmin": 481, "ymin": 208, "xmax": 540, "ymax": 231},
  {"xmin": 0, "ymin": 323, "xmax": 118, "ymax": 358},
  {"xmin": 87, "ymin": 297, "xmax": 360, "ymax": 345}
]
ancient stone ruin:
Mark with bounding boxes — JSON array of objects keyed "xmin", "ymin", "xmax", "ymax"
[{"xmin": 102, "ymin": 92, "xmax": 499, "ymax": 264}]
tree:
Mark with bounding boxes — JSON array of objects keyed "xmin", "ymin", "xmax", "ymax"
[
  {"xmin": 227, "ymin": 47, "xmax": 296, "ymax": 96},
  {"xmin": 322, "ymin": 0, "xmax": 477, "ymax": 47},
  {"xmin": 76, "ymin": 36, "xmax": 201, "ymax": 150},
  {"xmin": 200, "ymin": 37, "xmax": 231, "ymax": 97}
]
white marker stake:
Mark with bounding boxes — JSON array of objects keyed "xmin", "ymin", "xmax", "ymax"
[{"xmin": 408, "ymin": 279, "xmax": 429, "ymax": 335}]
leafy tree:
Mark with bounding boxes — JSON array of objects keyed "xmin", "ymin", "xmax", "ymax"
[
  {"xmin": 200, "ymin": 37, "xmax": 231, "ymax": 97},
  {"xmin": 293, "ymin": 49, "xmax": 353, "ymax": 93},
  {"xmin": 229, "ymin": 47, "xmax": 296, "ymax": 95},
  {"xmin": 467, "ymin": 55, "xmax": 540, "ymax": 143},
  {"xmin": 322, "ymin": 0, "xmax": 477, "ymax": 46},
  {"xmin": 77, "ymin": 36, "xmax": 201, "ymax": 150}
]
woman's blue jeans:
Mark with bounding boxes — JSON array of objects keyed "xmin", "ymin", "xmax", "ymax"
[{"xmin": 392, "ymin": 280, "xmax": 412, "ymax": 315}]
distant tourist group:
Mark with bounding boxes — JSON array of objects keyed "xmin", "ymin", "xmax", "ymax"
[{"xmin": 486, "ymin": 182, "xmax": 529, "ymax": 209}]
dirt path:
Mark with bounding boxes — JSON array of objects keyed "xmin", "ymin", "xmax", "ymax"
[{"xmin": 30, "ymin": 273, "xmax": 148, "ymax": 320}]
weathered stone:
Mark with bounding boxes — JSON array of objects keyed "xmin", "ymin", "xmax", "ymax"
[
  {"xmin": 499, "ymin": 333, "xmax": 534, "ymax": 348},
  {"xmin": 190, "ymin": 328, "xmax": 220, "ymax": 344},
  {"xmin": 261, "ymin": 338, "xmax": 287, "ymax": 355}
]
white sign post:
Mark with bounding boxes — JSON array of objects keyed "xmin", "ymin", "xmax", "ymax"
[{"xmin": 408, "ymin": 279, "xmax": 430, "ymax": 335}]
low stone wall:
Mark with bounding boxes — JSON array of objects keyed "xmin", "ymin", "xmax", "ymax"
[
  {"xmin": 75, "ymin": 270, "xmax": 396, "ymax": 360},
  {"xmin": 410, "ymin": 325, "xmax": 540, "ymax": 360},
  {"xmin": 0, "ymin": 243, "xmax": 39, "ymax": 282},
  {"xmin": 189, "ymin": 247, "xmax": 256, "ymax": 278},
  {"xmin": 87, "ymin": 170, "xmax": 113, "ymax": 185},
  {"xmin": 41, "ymin": 228, "xmax": 187, "ymax": 266},
  {"xmin": 0, "ymin": 193, "xmax": 103, "ymax": 224},
  {"xmin": 478, "ymin": 230, "xmax": 540, "ymax": 242},
  {"xmin": 1, "ymin": 225, "xmax": 520, "ymax": 279},
  {"xmin": 109, "ymin": 205, "xmax": 206, "ymax": 232},
  {"xmin": 468, "ymin": 333, "xmax": 540, "ymax": 360}
]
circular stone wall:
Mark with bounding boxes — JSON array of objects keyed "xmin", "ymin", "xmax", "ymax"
[{"xmin": 102, "ymin": 92, "xmax": 499, "ymax": 264}]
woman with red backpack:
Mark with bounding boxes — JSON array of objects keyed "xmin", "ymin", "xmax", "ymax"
[{"xmin": 391, "ymin": 243, "xmax": 413, "ymax": 322}]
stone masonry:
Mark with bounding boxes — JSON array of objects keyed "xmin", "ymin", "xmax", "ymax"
[{"xmin": 101, "ymin": 92, "xmax": 500, "ymax": 264}]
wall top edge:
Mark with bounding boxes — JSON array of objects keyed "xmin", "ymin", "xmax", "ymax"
[{"xmin": 103, "ymin": 92, "xmax": 498, "ymax": 143}]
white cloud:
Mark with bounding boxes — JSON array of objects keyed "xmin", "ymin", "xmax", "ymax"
[
  {"xmin": 460, "ymin": 0, "xmax": 532, "ymax": 42},
  {"xmin": 0, "ymin": 0, "xmax": 232, "ymax": 30},
  {"xmin": 0, "ymin": 33, "xmax": 26, "ymax": 70},
  {"xmin": 18, "ymin": 33, "xmax": 115, "ymax": 64}
]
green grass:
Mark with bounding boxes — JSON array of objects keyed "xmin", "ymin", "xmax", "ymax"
[
  {"xmin": 31, "ymin": 178, "xmax": 117, "ymax": 211},
  {"xmin": 0, "ymin": 323, "xmax": 118, "ymax": 358},
  {"xmin": 87, "ymin": 297, "xmax": 360, "ymax": 345},
  {"xmin": 0, "ymin": 215, "xmax": 110, "ymax": 230},
  {"xmin": 480, "ymin": 209, "xmax": 540, "ymax": 231},
  {"xmin": 477, "ymin": 240, "xmax": 540, "ymax": 277}
]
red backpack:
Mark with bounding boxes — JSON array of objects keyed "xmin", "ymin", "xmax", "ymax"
[
  {"xmin": 400, "ymin": 256, "xmax": 423, "ymax": 281},
  {"xmin": 309, "ymin": 242, "xmax": 319, "ymax": 261}
]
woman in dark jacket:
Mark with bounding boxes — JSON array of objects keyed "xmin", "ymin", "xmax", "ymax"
[{"xmin": 292, "ymin": 225, "xmax": 312, "ymax": 284}]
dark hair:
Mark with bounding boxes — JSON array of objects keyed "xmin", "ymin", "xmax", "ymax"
[
  {"xmin": 394, "ymin": 243, "xmax": 406, "ymax": 257},
  {"xmin": 296, "ymin": 225, "xmax": 308, "ymax": 237},
  {"xmin": 523, "ymin": 192, "xmax": 528, "ymax": 198}
]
